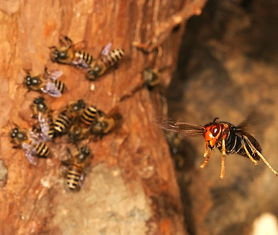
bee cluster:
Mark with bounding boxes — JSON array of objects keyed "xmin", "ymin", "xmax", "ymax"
[{"xmin": 10, "ymin": 36, "xmax": 125, "ymax": 191}]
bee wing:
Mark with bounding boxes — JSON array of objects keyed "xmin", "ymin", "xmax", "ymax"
[
  {"xmin": 100, "ymin": 43, "xmax": 112, "ymax": 56},
  {"xmin": 160, "ymin": 120, "xmax": 205, "ymax": 136},
  {"xmin": 72, "ymin": 58, "xmax": 91, "ymax": 68},
  {"xmin": 29, "ymin": 130, "xmax": 41, "ymax": 143},
  {"xmin": 48, "ymin": 70, "xmax": 63, "ymax": 80},
  {"xmin": 38, "ymin": 113, "xmax": 52, "ymax": 141},
  {"xmin": 22, "ymin": 143, "xmax": 38, "ymax": 165},
  {"xmin": 42, "ymin": 82, "xmax": 62, "ymax": 97}
]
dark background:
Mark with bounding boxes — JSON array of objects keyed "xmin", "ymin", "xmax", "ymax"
[{"xmin": 166, "ymin": 0, "xmax": 278, "ymax": 234}]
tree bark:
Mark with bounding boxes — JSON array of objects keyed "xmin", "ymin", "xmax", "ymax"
[{"xmin": 0, "ymin": 0, "xmax": 206, "ymax": 234}]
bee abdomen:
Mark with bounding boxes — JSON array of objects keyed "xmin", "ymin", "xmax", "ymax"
[
  {"xmin": 54, "ymin": 80, "xmax": 65, "ymax": 94},
  {"xmin": 75, "ymin": 51, "xmax": 93, "ymax": 66},
  {"xmin": 48, "ymin": 123, "xmax": 56, "ymax": 139},
  {"xmin": 35, "ymin": 142, "xmax": 49, "ymax": 158},
  {"xmin": 102, "ymin": 49, "xmax": 124, "ymax": 67},
  {"xmin": 67, "ymin": 167, "xmax": 82, "ymax": 190},
  {"xmin": 54, "ymin": 114, "xmax": 71, "ymax": 134},
  {"xmin": 81, "ymin": 106, "xmax": 98, "ymax": 125}
]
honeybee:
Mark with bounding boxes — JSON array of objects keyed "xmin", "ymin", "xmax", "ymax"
[
  {"xmin": 143, "ymin": 68, "xmax": 160, "ymax": 90},
  {"xmin": 10, "ymin": 127, "xmax": 50, "ymax": 165},
  {"xmin": 24, "ymin": 67, "xmax": 65, "ymax": 97},
  {"xmin": 86, "ymin": 43, "xmax": 124, "ymax": 81},
  {"xmin": 90, "ymin": 110, "xmax": 122, "ymax": 137},
  {"xmin": 62, "ymin": 145, "xmax": 92, "ymax": 191},
  {"xmin": 31, "ymin": 97, "xmax": 55, "ymax": 140},
  {"xmin": 50, "ymin": 36, "xmax": 94, "ymax": 68},
  {"xmin": 161, "ymin": 118, "xmax": 278, "ymax": 178},
  {"xmin": 53, "ymin": 99, "xmax": 86, "ymax": 135},
  {"xmin": 119, "ymin": 67, "xmax": 165, "ymax": 102}
]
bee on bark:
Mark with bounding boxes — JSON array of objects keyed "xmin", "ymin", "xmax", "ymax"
[
  {"xmin": 24, "ymin": 67, "xmax": 65, "ymax": 98},
  {"xmin": 86, "ymin": 43, "xmax": 124, "ymax": 81},
  {"xmin": 53, "ymin": 99, "xmax": 86, "ymax": 135},
  {"xmin": 90, "ymin": 110, "xmax": 122, "ymax": 137},
  {"xmin": 161, "ymin": 117, "xmax": 278, "ymax": 178},
  {"xmin": 62, "ymin": 145, "xmax": 92, "ymax": 191},
  {"xmin": 143, "ymin": 68, "xmax": 161, "ymax": 90},
  {"xmin": 31, "ymin": 97, "xmax": 55, "ymax": 141},
  {"xmin": 10, "ymin": 127, "xmax": 50, "ymax": 165},
  {"xmin": 50, "ymin": 36, "xmax": 94, "ymax": 68}
]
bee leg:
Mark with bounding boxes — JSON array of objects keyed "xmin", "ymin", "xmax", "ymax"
[
  {"xmin": 220, "ymin": 139, "xmax": 227, "ymax": 179},
  {"xmin": 59, "ymin": 35, "xmax": 73, "ymax": 49},
  {"xmin": 132, "ymin": 41, "xmax": 162, "ymax": 55},
  {"xmin": 200, "ymin": 143, "xmax": 210, "ymax": 169},
  {"xmin": 61, "ymin": 159, "xmax": 71, "ymax": 167},
  {"xmin": 243, "ymin": 136, "xmax": 278, "ymax": 176}
]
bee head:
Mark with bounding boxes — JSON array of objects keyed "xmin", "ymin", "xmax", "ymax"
[
  {"xmin": 10, "ymin": 128, "xmax": 26, "ymax": 140},
  {"xmin": 24, "ymin": 76, "xmax": 41, "ymax": 87},
  {"xmin": 24, "ymin": 75, "xmax": 33, "ymax": 86},
  {"xmin": 34, "ymin": 97, "xmax": 44, "ymax": 104},
  {"xmin": 68, "ymin": 125, "xmax": 84, "ymax": 143},
  {"xmin": 74, "ymin": 100, "xmax": 86, "ymax": 110},
  {"xmin": 86, "ymin": 67, "xmax": 100, "ymax": 81},
  {"xmin": 50, "ymin": 47, "xmax": 68, "ymax": 62},
  {"xmin": 34, "ymin": 97, "xmax": 47, "ymax": 112},
  {"xmin": 10, "ymin": 128, "xmax": 19, "ymax": 138},
  {"xmin": 143, "ymin": 69, "xmax": 157, "ymax": 83},
  {"xmin": 78, "ymin": 146, "xmax": 91, "ymax": 161},
  {"xmin": 90, "ymin": 120, "xmax": 107, "ymax": 135},
  {"xmin": 68, "ymin": 100, "xmax": 86, "ymax": 117}
]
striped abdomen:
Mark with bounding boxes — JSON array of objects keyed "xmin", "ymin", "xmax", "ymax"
[
  {"xmin": 80, "ymin": 106, "xmax": 99, "ymax": 126},
  {"xmin": 101, "ymin": 49, "xmax": 124, "ymax": 68},
  {"xmin": 34, "ymin": 142, "xmax": 50, "ymax": 158},
  {"xmin": 54, "ymin": 113, "xmax": 71, "ymax": 134},
  {"xmin": 66, "ymin": 165, "xmax": 83, "ymax": 191},
  {"xmin": 74, "ymin": 51, "xmax": 94, "ymax": 67},
  {"xmin": 47, "ymin": 120, "xmax": 55, "ymax": 139},
  {"xmin": 223, "ymin": 129, "xmax": 261, "ymax": 160},
  {"xmin": 53, "ymin": 79, "xmax": 65, "ymax": 94}
]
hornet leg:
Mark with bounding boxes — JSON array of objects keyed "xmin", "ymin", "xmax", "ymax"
[
  {"xmin": 220, "ymin": 139, "xmax": 227, "ymax": 179},
  {"xmin": 243, "ymin": 136, "xmax": 278, "ymax": 176},
  {"xmin": 200, "ymin": 143, "xmax": 210, "ymax": 169}
]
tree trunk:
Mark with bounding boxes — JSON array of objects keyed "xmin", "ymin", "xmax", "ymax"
[{"xmin": 0, "ymin": 0, "xmax": 206, "ymax": 234}]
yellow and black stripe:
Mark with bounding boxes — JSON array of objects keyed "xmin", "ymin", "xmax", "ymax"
[
  {"xmin": 35, "ymin": 142, "xmax": 50, "ymax": 158},
  {"xmin": 101, "ymin": 49, "xmax": 124, "ymax": 68},
  {"xmin": 54, "ymin": 113, "xmax": 71, "ymax": 134},
  {"xmin": 53, "ymin": 79, "xmax": 65, "ymax": 94},
  {"xmin": 80, "ymin": 106, "xmax": 99, "ymax": 126},
  {"xmin": 47, "ymin": 120, "xmax": 56, "ymax": 139},
  {"xmin": 75, "ymin": 51, "xmax": 94, "ymax": 66},
  {"xmin": 67, "ymin": 166, "xmax": 83, "ymax": 191}
]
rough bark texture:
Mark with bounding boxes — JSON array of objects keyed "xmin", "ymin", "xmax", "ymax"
[
  {"xmin": 0, "ymin": 0, "xmax": 206, "ymax": 235},
  {"xmin": 167, "ymin": 0, "xmax": 278, "ymax": 234}
]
